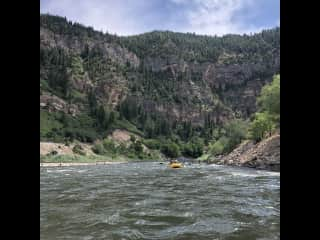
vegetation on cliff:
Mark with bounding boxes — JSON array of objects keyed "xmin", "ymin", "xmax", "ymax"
[
  {"xmin": 40, "ymin": 14, "xmax": 280, "ymax": 160},
  {"xmin": 208, "ymin": 74, "xmax": 280, "ymax": 160},
  {"xmin": 248, "ymin": 74, "xmax": 280, "ymax": 142}
]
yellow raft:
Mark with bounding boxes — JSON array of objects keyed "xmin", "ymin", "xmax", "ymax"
[{"xmin": 169, "ymin": 162, "xmax": 183, "ymax": 168}]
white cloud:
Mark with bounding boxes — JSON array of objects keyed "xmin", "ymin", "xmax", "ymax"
[
  {"xmin": 172, "ymin": 0, "xmax": 263, "ymax": 36},
  {"xmin": 41, "ymin": 0, "xmax": 276, "ymax": 36},
  {"xmin": 41, "ymin": 0, "xmax": 148, "ymax": 35}
]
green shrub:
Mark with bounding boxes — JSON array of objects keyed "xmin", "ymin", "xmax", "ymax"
[
  {"xmin": 40, "ymin": 110, "xmax": 63, "ymax": 140},
  {"xmin": 49, "ymin": 150, "xmax": 58, "ymax": 156},
  {"xmin": 102, "ymin": 139, "xmax": 117, "ymax": 153},
  {"xmin": 257, "ymin": 74, "xmax": 280, "ymax": 116},
  {"xmin": 64, "ymin": 128, "xmax": 98, "ymax": 143},
  {"xmin": 209, "ymin": 136, "xmax": 230, "ymax": 156},
  {"xmin": 182, "ymin": 138, "xmax": 204, "ymax": 158},
  {"xmin": 72, "ymin": 144, "xmax": 86, "ymax": 155},
  {"xmin": 92, "ymin": 143, "xmax": 105, "ymax": 155},
  {"xmin": 248, "ymin": 74, "xmax": 280, "ymax": 142},
  {"xmin": 223, "ymin": 119, "xmax": 248, "ymax": 152},
  {"xmin": 249, "ymin": 112, "xmax": 276, "ymax": 142},
  {"xmin": 132, "ymin": 140, "xmax": 143, "ymax": 154},
  {"xmin": 116, "ymin": 142, "xmax": 128, "ymax": 154},
  {"xmin": 130, "ymin": 135, "xmax": 136, "ymax": 143},
  {"xmin": 127, "ymin": 152, "xmax": 136, "ymax": 159},
  {"xmin": 161, "ymin": 142, "xmax": 180, "ymax": 158}
]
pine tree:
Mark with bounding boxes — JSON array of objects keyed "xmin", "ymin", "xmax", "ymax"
[
  {"xmin": 88, "ymin": 91, "xmax": 98, "ymax": 115},
  {"xmin": 97, "ymin": 105, "xmax": 106, "ymax": 128}
]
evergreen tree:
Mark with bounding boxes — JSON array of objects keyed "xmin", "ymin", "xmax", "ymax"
[
  {"xmin": 88, "ymin": 91, "xmax": 98, "ymax": 115},
  {"xmin": 96, "ymin": 105, "xmax": 106, "ymax": 128}
]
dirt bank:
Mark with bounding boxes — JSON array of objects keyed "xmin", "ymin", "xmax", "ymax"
[{"xmin": 40, "ymin": 142, "xmax": 95, "ymax": 156}]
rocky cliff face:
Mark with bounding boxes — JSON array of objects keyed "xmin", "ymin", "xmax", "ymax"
[
  {"xmin": 40, "ymin": 92, "xmax": 80, "ymax": 116},
  {"xmin": 141, "ymin": 52, "xmax": 279, "ymax": 119},
  {"xmin": 211, "ymin": 134, "xmax": 280, "ymax": 172},
  {"xmin": 119, "ymin": 30, "xmax": 280, "ymax": 124}
]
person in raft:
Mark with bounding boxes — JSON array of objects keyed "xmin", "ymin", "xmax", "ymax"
[{"xmin": 170, "ymin": 159, "xmax": 178, "ymax": 164}]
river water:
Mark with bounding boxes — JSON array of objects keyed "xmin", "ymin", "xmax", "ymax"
[{"xmin": 40, "ymin": 162, "xmax": 280, "ymax": 240}]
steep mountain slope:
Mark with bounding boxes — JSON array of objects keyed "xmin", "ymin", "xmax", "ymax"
[{"xmin": 40, "ymin": 14, "xmax": 280, "ymax": 143}]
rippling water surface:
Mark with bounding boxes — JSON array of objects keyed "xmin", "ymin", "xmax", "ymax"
[{"xmin": 40, "ymin": 162, "xmax": 280, "ymax": 240}]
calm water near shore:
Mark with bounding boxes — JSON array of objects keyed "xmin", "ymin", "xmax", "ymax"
[{"xmin": 40, "ymin": 162, "xmax": 279, "ymax": 240}]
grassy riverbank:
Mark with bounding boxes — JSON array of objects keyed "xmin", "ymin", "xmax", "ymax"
[
  {"xmin": 40, "ymin": 154, "xmax": 123, "ymax": 163},
  {"xmin": 40, "ymin": 162, "xmax": 123, "ymax": 167},
  {"xmin": 40, "ymin": 153, "xmax": 161, "ymax": 164}
]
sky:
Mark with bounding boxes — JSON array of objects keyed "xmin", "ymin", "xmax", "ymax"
[{"xmin": 40, "ymin": 0, "xmax": 279, "ymax": 36}]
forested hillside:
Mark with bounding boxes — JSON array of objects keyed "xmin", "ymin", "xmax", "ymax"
[{"xmin": 40, "ymin": 14, "xmax": 280, "ymax": 159}]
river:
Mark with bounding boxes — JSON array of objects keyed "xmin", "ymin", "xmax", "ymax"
[{"xmin": 40, "ymin": 162, "xmax": 280, "ymax": 240}]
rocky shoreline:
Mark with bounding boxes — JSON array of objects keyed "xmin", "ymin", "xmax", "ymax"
[
  {"xmin": 209, "ymin": 134, "xmax": 280, "ymax": 172},
  {"xmin": 40, "ymin": 134, "xmax": 280, "ymax": 171}
]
